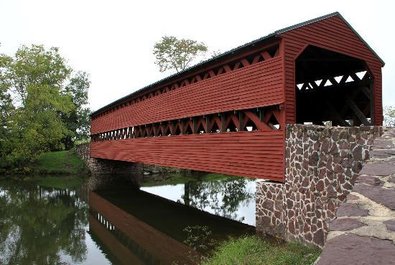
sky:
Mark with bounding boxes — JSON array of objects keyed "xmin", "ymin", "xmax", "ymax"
[{"xmin": 1, "ymin": 0, "xmax": 394, "ymax": 111}]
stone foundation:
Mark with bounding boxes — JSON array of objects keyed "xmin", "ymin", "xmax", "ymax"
[
  {"xmin": 75, "ymin": 143, "xmax": 195, "ymax": 189},
  {"xmin": 256, "ymin": 125, "xmax": 382, "ymax": 247}
]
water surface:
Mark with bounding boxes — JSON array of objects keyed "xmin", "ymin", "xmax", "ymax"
[
  {"xmin": 0, "ymin": 178, "xmax": 111, "ymax": 265},
  {"xmin": 0, "ymin": 175, "xmax": 256, "ymax": 264}
]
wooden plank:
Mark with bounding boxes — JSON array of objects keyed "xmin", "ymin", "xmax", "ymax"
[
  {"xmin": 91, "ymin": 58, "xmax": 285, "ymax": 134},
  {"xmin": 345, "ymin": 97, "xmax": 370, "ymax": 125},
  {"xmin": 91, "ymin": 131, "xmax": 285, "ymax": 182}
]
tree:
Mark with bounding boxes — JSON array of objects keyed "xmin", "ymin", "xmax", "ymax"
[
  {"xmin": 0, "ymin": 51, "xmax": 15, "ymax": 168},
  {"xmin": 384, "ymin": 106, "xmax": 395, "ymax": 127},
  {"xmin": 63, "ymin": 71, "xmax": 91, "ymax": 148},
  {"xmin": 153, "ymin": 36, "xmax": 208, "ymax": 73},
  {"xmin": 0, "ymin": 44, "xmax": 90, "ymax": 168}
]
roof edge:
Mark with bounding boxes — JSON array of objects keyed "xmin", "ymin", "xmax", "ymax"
[
  {"xmin": 335, "ymin": 13, "xmax": 385, "ymax": 66},
  {"xmin": 91, "ymin": 12, "xmax": 384, "ymax": 117},
  {"xmin": 275, "ymin": 11, "xmax": 385, "ymax": 66},
  {"xmin": 90, "ymin": 33, "xmax": 278, "ymax": 117},
  {"xmin": 275, "ymin": 12, "xmax": 340, "ymax": 35}
]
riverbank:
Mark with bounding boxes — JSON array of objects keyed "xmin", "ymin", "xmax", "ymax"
[
  {"xmin": 33, "ymin": 150, "xmax": 88, "ymax": 175},
  {"xmin": 0, "ymin": 149, "xmax": 89, "ymax": 176}
]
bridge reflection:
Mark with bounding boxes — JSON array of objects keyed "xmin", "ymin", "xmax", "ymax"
[
  {"xmin": 89, "ymin": 191, "xmax": 196, "ymax": 265},
  {"xmin": 88, "ymin": 187, "xmax": 254, "ymax": 265}
]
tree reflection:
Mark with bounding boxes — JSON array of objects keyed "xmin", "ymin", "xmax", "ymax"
[
  {"xmin": 182, "ymin": 177, "xmax": 254, "ymax": 222},
  {"xmin": 0, "ymin": 180, "xmax": 88, "ymax": 265}
]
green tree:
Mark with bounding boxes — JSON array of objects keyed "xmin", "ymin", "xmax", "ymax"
[
  {"xmin": 0, "ymin": 51, "xmax": 14, "ymax": 168},
  {"xmin": 63, "ymin": 71, "xmax": 91, "ymax": 149},
  {"xmin": 0, "ymin": 45, "xmax": 90, "ymax": 168},
  {"xmin": 153, "ymin": 36, "xmax": 208, "ymax": 73}
]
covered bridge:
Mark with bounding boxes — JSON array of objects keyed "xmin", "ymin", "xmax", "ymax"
[{"xmin": 90, "ymin": 12, "xmax": 384, "ymax": 182}]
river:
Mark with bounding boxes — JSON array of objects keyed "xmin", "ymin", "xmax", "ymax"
[{"xmin": 0, "ymin": 174, "xmax": 256, "ymax": 265}]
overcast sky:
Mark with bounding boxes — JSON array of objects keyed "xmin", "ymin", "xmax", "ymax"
[{"xmin": 1, "ymin": 0, "xmax": 394, "ymax": 111}]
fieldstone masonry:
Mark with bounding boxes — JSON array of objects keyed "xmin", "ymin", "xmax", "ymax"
[
  {"xmin": 75, "ymin": 143, "xmax": 134, "ymax": 176},
  {"xmin": 75, "ymin": 143, "xmax": 137, "ymax": 189},
  {"xmin": 317, "ymin": 128, "xmax": 395, "ymax": 264},
  {"xmin": 256, "ymin": 124, "xmax": 382, "ymax": 247}
]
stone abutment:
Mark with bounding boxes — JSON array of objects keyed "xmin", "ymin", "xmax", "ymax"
[
  {"xmin": 256, "ymin": 124, "xmax": 382, "ymax": 247},
  {"xmin": 75, "ymin": 143, "xmax": 191, "ymax": 189}
]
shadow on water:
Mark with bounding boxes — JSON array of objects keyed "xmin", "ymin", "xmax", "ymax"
[{"xmin": 0, "ymin": 174, "xmax": 257, "ymax": 265}]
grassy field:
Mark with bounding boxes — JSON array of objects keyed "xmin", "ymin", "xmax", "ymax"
[
  {"xmin": 32, "ymin": 150, "xmax": 88, "ymax": 175},
  {"xmin": 202, "ymin": 236, "xmax": 320, "ymax": 265}
]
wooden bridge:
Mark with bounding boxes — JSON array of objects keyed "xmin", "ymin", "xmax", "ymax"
[{"xmin": 90, "ymin": 12, "xmax": 384, "ymax": 182}]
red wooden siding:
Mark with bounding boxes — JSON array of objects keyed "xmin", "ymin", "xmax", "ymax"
[
  {"xmin": 91, "ymin": 57, "xmax": 284, "ymax": 134},
  {"xmin": 90, "ymin": 131, "xmax": 285, "ymax": 181},
  {"xmin": 281, "ymin": 15, "xmax": 383, "ymax": 125},
  {"xmin": 89, "ymin": 13, "xmax": 383, "ymax": 182}
]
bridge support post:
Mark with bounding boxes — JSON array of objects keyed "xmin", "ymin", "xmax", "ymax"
[{"xmin": 255, "ymin": 124, "xmax": 382, "ymax": 247}]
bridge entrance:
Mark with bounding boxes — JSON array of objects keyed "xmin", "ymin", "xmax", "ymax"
[{"xmin": 295, "ymin": 45, "xmax": 374, "ymax": 126}]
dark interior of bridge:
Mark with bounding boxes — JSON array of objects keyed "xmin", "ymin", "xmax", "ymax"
[{"xmin": 295, "ymin": 45, "xmax": 373, "ymax": 126}]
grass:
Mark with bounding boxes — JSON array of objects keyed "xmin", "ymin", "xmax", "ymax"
[
  {"xmin": 32, "ymin": 149, "xmax": 88, "ymax": 175},
  {"xmin": 202, "ymin": 236, "xmax": 321, "ymax": 265},
  {"xmin": 141, "ymin": 172, "xmax": 240, "ymax": 187},
  {"xmin": 140, "ymin": 173, "xmax": 195, "ymax": 187}
]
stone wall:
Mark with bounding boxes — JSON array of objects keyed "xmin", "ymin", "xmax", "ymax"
[
  {"xmin": 256, "ymin": 124, "xmax": 382, "ymax": 247},
  {"xmin": 75, "ymin": 143, "xmax": 137, "ymax": 189},
  {"xmin": 76, "ymin": 143, "xmax": 123, "ymax": 175},
  {"xmin": 75, "ymin": 143, "xmax": 193, "ymax": 189},
  {"xmin": 316, "ymin": 128, "xmax": 395, "ymax": 264}
]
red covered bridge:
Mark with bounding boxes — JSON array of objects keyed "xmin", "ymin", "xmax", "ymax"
[{"xmin": 90, "ymin": 12, "xmax": 384, "ymax": 182}]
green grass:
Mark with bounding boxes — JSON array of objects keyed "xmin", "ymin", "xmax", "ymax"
[
  {"xmin": 140, "ymin": 173, "xmax": 195, "ymax": 187},
  {"xmin": 202, "ymin": 236, "xmax": 320, "ymax": 265},
  {"xmin": 141, "ymin": 172, "xmax": 240, "ymax": 187},
  {"xmin": 32, "ymin": 150, "xmax": 88, "ymax": 175}
]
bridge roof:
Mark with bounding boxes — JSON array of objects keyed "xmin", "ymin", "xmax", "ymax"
[{"xmin": 91, "ymin": 12, "xmax": 383, "ymax": 117}]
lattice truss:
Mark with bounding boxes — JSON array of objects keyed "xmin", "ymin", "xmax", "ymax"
[
  {"xmin": 91, "ymin": 106, "xmax": 283, "ymax": 142},
  {"xmin": 92, "ymin": 43, "xmax": 279, "ymax": 119},
  {"xmin": 296, "ymin": 70, "xmax": 373, "ymax": 126}
]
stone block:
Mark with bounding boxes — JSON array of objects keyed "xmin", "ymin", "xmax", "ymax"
[
  {"xmin": 353, "ymin": 183, "xmax": 395, "ymax": 210},
  {"xmin": 360, "ymin": 162, "xmax": 395, "ymax": 176},
  {"xmin": 336, "ymin": 203, "xmax": 368, "ymax": 217},
  {"xmin": 356, "ymin": 175, "xmax": 383, "ymax": 186},
  {"xmin": 383, "ymin": 219, "xmax": 395, "ymax": 232},
  {"xmin": 329, "ymin": 218, "xmax": 366, "ymax": 231},
  {"xmin": 316, "ymin": 234, "xmax": 395, "ymax": 265}
]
